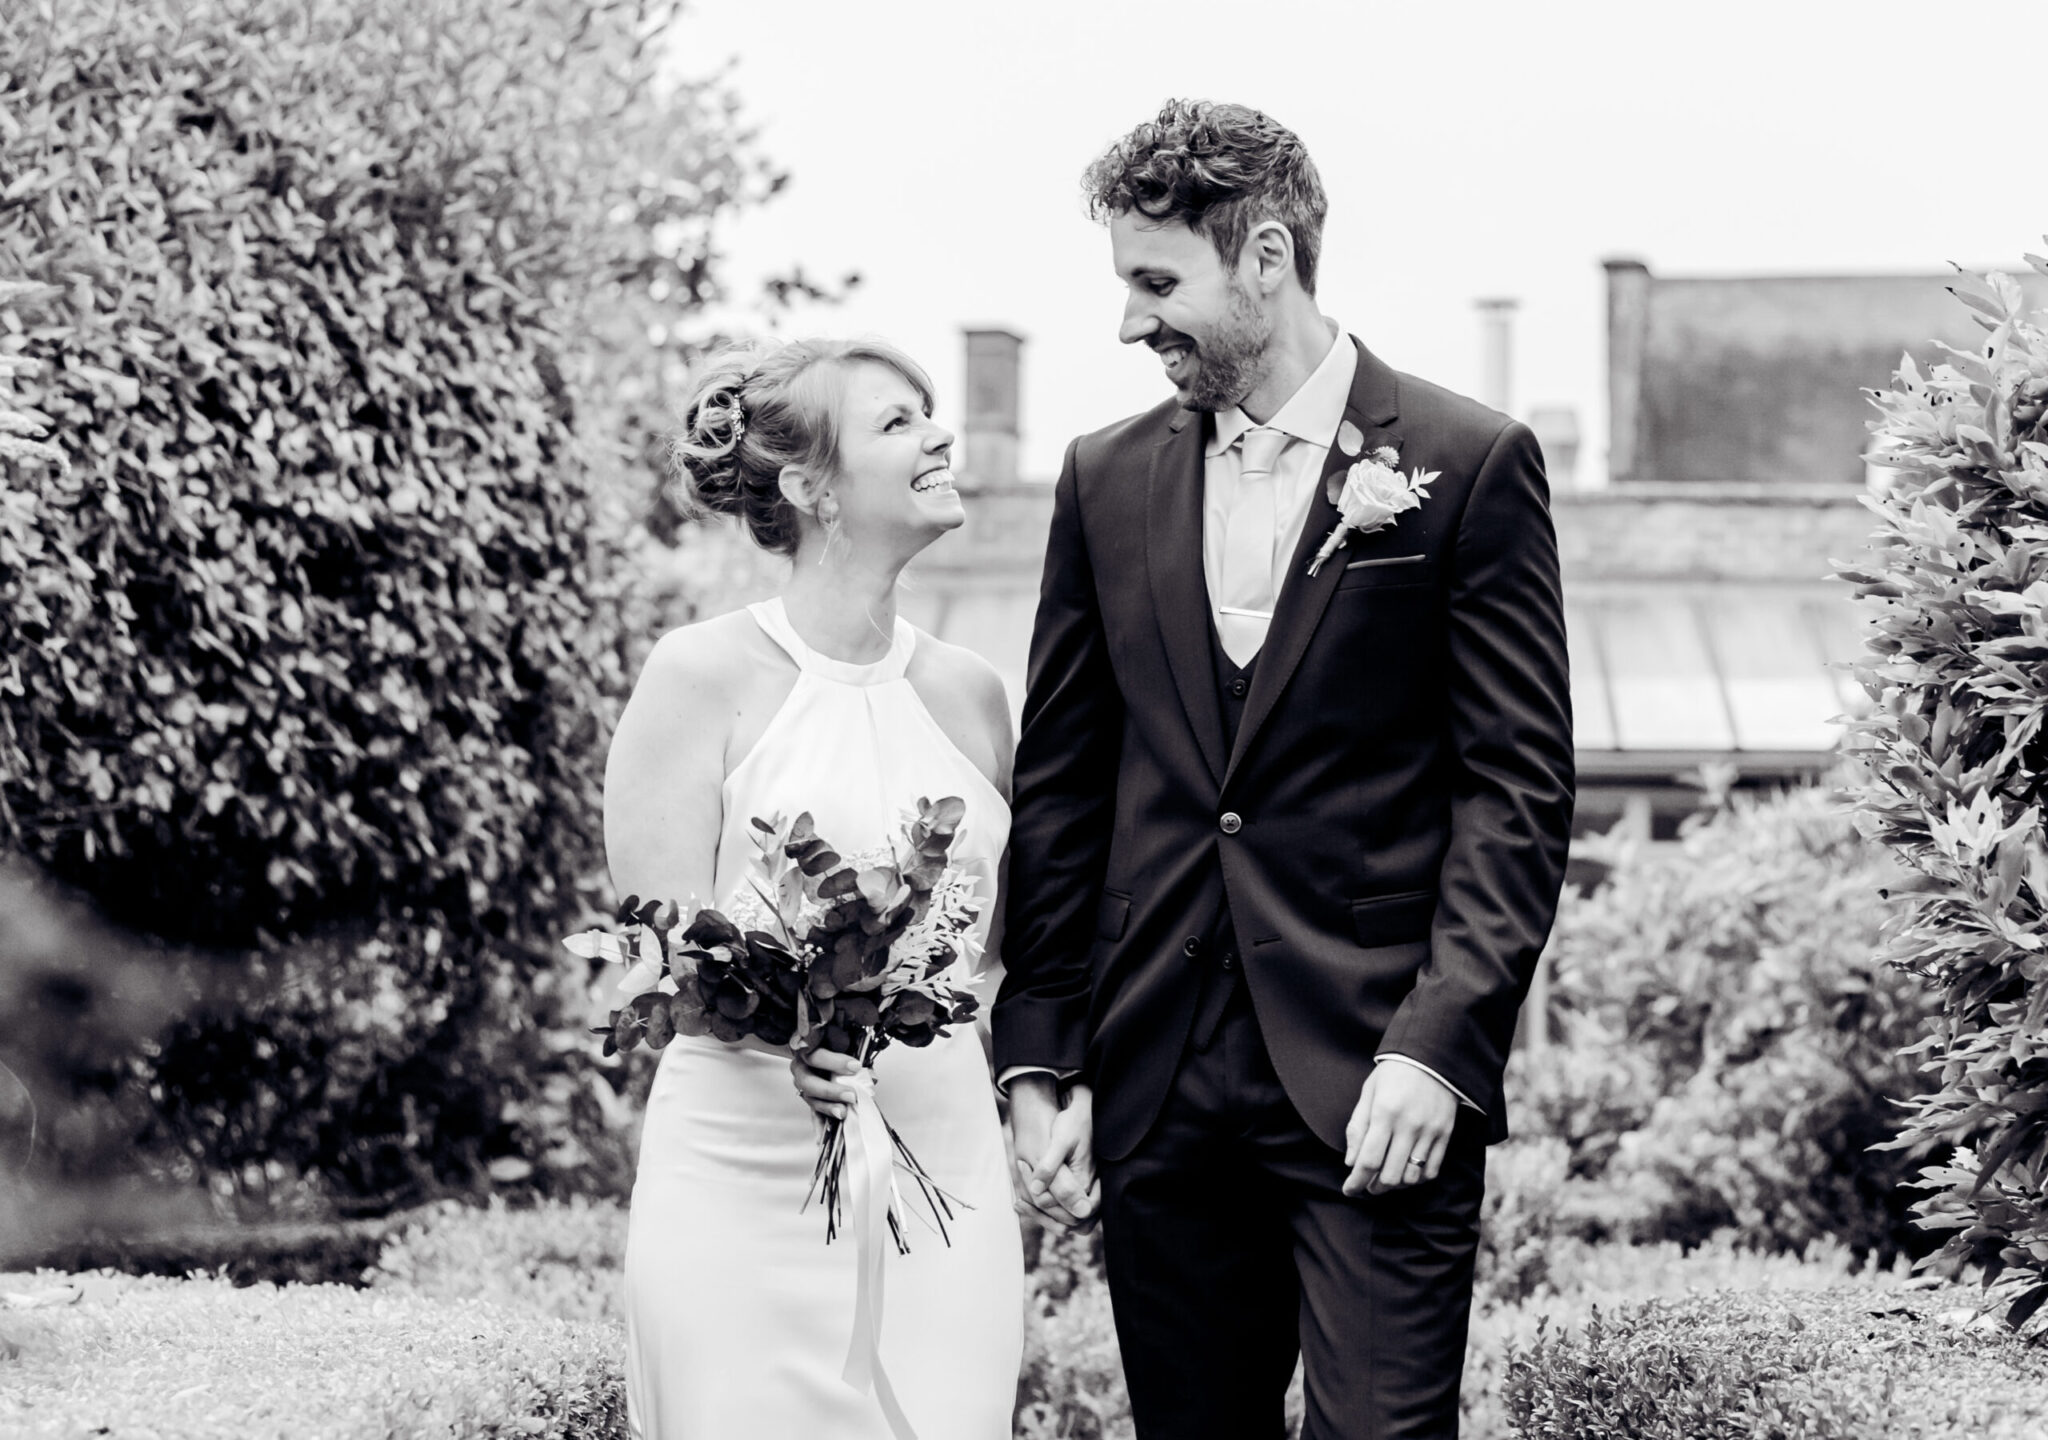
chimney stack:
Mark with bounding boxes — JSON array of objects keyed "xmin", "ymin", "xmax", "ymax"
[
  {"xmin": 1475, "ymin": 298, "xmax": 1518, "ymax": 415},
  {"xmin": 1527, "ymin": 405, "xmax": 1581, "ymax": 491},
  {"xmin": 960, "ymin": 328, "xmax": 1024, "ymax": 489},
  {"xmin": 1603, "ymin": 257, "xmax": 1652, "ymax": 483}
]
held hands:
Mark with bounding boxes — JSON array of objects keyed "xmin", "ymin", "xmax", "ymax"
[
  {"xmin": 1342, "ymin": 1060, "xmax": 1458, "ymax": 1197},
  {"xmin": 1007, "ymin": 1075, "xmax": 1100, "ymax": 1230}
]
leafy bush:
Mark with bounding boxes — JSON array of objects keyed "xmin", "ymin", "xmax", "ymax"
[
  {"xmin": 1838, "ymin": 256, "xmax": 2048, "ymax": 1326},
  {"xmin": 0, "ymin": 0, "xmax": 772, "ymax": 1208},
  {"xmin": 1503, "ymin": 1286, "xmax": 2048, "ymax": 1439},
  {"xmin": 1013, "ymin": 1226, "xmax": 1134, "ymax": 1440},
  {"xmin": 1506, "ymin": 787, "xmax": 1938, "ymax": 1258},
  {"xmin": 0, "ymin": 279, "xmax": 65, "ymax": 472},
  {"xmin": 0, "ymin": 1269, "xmax": 625, "ymax": 1438}
]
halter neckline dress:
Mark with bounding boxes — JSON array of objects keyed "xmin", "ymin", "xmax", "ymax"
[{"xmin": 623, "ymin": 598, "xmax": 1022, "ymax": 1440}]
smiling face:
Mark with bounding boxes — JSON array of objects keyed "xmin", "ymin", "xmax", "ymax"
[
  {"xmin": 819, "ymin": 360, "xmax": 962, "ymax": 562},
  {"xmin": 1110, "ymin": 211, "xmax": 1273, "ymax": 412}
]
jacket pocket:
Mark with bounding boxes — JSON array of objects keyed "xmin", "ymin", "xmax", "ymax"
[
  {"xmin": 1345, "ymin": 553, "xmax": 1427, "ymax": 571},
  {"xmin": 1336, "ymin": 562, "xmax": 1432, "ymax": 593},
  {"xmin": 1350, "ymin": 890, "xmax": 1435, "ymax": 948},
  {"xmin": 1096, "ymin": 890, "xmax": 1131, "ymax": 941}
]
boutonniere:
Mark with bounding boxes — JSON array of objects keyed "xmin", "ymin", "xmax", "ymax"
[{"xmin": 1307, "ymin": 445, "xmax": 1439, "ymax": 576}]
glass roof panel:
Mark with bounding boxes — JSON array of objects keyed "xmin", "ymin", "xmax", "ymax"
[
  {"xmin": 1563, "ymin": 597, "xmax": 1617, "ymax": 750},
  {"xmin": 1594, "ymin": 596, "xmax": 1736, "ymax": 750},
  {"xmin": 1702, "ymin": 592, "xmax": 1846, "ymax": 750}
]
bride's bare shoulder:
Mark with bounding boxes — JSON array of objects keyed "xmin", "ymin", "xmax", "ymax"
[
  {"xmin": 627, "ymin": 608, "xmax": 790, "ymax": 720},
  {"xmin": 908, "ymin": 629, "xmax": 1013, "ymax": 759},
  {"xmin": 912, "ymin": 630, "xmax": 1006, "ymax": 704}
]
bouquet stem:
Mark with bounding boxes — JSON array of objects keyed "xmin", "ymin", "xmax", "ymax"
[{"xmin": 805, "ymin": 1036, "xmax": 966, "ymax": 1251}]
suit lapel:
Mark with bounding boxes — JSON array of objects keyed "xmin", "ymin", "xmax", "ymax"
[
  {"xmin": 1146, "ymin": 412, "xmax": 1228, "ymax": 786},
  {"xmin": 1223, "ymin": 340, "xmax": 1402, "ymax": 790}
]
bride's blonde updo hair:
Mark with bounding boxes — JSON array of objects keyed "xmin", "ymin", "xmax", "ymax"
[{"xmin": 670, "ymin": 337, "xmax": 937, "ymax": 556}]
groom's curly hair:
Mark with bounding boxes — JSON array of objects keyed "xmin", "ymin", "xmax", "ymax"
[{"xmin": 1084, "ymin": 100, "xmax": 1327, "ymax": 295}]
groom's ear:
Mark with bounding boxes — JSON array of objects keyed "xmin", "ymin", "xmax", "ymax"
[{"xmin": 1243, "ymin": 218, "xmax": 1298, "ymax": 297}]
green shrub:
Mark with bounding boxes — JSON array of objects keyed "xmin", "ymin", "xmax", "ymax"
[
  {"xmin": 1508, "ymin": 788, "xmax": 1937, "ymax": 1257},
  {"xmin": 1503, "ymin": 1286, "xmax": 2048, "ymax": 1439},
  {"xmin": 1838, "ymin": 257, "xmax": 2048, "ymax": 1325},
  {"xmin": 0, "ymin": 1269, "xmax": 625, "ymax": 1438},
  {"xmin": 0, "ymin": 0, "xmax": 772, "ymax": 1208}
]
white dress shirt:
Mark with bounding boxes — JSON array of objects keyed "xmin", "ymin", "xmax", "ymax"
[
  {"xmin": 1002, "ymin": 321, "xmax": 1477, "ymax": 1115},
  {"xmin": 1202, "ymin": 324, "xmax": 1357, "ymax": 658}
]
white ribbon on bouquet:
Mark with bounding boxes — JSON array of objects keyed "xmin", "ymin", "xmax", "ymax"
[{"xmin": 840, "ymin": 1070, "xmax": 917, "ymax": 1440}]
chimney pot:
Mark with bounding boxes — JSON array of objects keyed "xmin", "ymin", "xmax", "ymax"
[{"xmin": 1475, "ymin": 298, "xmax": 1518, "ymax": 415}]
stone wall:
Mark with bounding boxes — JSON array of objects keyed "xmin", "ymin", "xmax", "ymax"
[{"xmin": 1555, "ymin": 482, "xmax": 1875, "ymax": 585}]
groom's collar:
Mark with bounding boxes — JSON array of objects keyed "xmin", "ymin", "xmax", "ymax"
[{"xmin": 1202, "ymin": 321, "xmax": 1357, "ymax": 457}]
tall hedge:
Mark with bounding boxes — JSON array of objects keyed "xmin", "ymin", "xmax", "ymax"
[
  {"xmin": 0, "ymin": 0, "xmax": 777, "ymax": 1206},
  {"xmin": 1840, "ymin": 255, "xmax": 2048, "ymax": 1325}
]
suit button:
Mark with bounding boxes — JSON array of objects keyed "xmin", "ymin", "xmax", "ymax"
[
  {"xmin": 1183, "ymin": 936, "xmax": 1202, "ymax": 957},
  {"xmin": 1222, "ymin": 952, "xmax": 1237, "ymax": 971},
  {"xmin": 1219, "ymin": 812, "xmax": 1242, "ymax": 835}
]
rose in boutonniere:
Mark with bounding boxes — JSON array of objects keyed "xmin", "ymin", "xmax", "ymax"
[{"xmin": 1307, "ymin": 445, "xmax": 1440, "ymax": 575}]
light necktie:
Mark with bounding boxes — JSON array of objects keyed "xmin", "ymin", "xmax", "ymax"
[{"xmin": 1217, "ymin": 424, "xmax": 1290, "ymax": 666}]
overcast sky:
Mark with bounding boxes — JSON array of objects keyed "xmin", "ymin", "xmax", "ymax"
[{"xmin": 669, "ymin": 0, "xmax": 2044, "ymax": 486}]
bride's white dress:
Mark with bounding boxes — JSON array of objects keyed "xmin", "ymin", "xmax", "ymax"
[{"xmin": 623, "ymin": 598, "xmax": 1023, "ymax": 1439}]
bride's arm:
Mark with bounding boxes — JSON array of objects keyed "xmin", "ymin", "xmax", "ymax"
[
  {"xmin": 607, "ymin": 623, "xmax": 859, "ymax": 1103},
  {"xmin": 602, "ymin": 627, "xmax": 728, "ymax": 971},
  {"xmin": 977, "ymin": 849, "xmax": 1009, "ymax": 1066},
  {"xmin": 971, "ymin": 664, "xmax": 1016, "ymax": 1062}
]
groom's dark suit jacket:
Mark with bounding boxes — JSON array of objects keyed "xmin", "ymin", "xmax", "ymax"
[{"xmin": 994, "ymin": 339, "xmax": 1575, "ymax": 1163}]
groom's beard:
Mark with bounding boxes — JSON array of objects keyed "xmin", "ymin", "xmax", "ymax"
[{"xmin": 1176, "ymin": 280, "xmax": 1272, "ymax": 413}]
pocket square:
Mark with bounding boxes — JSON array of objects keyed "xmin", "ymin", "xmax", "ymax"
[{"xmin": 1345, "ymin": 553, "xmax": 1427, "ymax": 571}]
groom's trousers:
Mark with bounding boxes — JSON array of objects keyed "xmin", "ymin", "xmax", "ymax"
[{"xmin": 1098, "ymin": 944, "xmax": 1488, "ymax": 1440}]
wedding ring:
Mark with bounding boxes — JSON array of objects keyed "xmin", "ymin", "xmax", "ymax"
[{"xmin": 1405, "ymin": 1156, "xmax": 1424, "ymax": 1170}]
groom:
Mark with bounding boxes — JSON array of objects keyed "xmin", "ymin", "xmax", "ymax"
[{"xmin": 994, "ymin": 101, "xmax": 1574, "ymax": 1438}]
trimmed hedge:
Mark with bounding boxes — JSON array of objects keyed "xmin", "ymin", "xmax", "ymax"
[
  {"xmin": 1504, "ymin": 1285, "xmax": 2048, "ymax": 1439},
  {"xmin": 0, "ymin": 0, "xmax": 775, "ymax": 1207},
  {"xmin": 0, "ymin": 1269, "xmax": 625, "ymax": 1438},
  {"xmin": 367, "ymin": 1195, "xmax": 624, "ymax": 1322},
  {"xmin": 0, "ymin": 0, "xmax": 645, "ymax": 945}
]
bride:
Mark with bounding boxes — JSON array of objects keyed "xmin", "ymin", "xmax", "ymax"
[{"xmin": 605, "ymin": 337, "xmax": 1037, "ymax": 1438}]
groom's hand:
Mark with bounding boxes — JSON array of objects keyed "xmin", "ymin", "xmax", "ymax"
[
  {"xmin": 1343, "ymin": 1062, "xmax": 1457, "ymax": 1198},
  {"xmin": 1033, "ymin": 1084, "xmax": 1099, "ymax": 1229},
  {"xmin": 1007, "ymin": 1074, "xmax": 1098, "ymax": 1229}
]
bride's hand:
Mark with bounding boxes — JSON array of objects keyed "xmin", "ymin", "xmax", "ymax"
[{"xmin": 790, "ymin": 1047, "xmax": 862, "ymax": 1121}]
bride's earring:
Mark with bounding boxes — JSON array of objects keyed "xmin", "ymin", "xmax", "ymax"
[{"xmin": 817, "ymin": 495, "xmax": 842, "ymax": 569}]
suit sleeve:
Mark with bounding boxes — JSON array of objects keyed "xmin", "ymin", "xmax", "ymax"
[
  {"xmin": 1377, "ymin": 420, "xmax": 1574, "ymax": 1112},
  {"xmin": 992, "ymin": 439, "xmax": 1123, "ymax": 1077}
]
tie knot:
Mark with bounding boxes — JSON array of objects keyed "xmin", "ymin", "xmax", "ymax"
[{"xmin": 1238, "ymin": 425, "xmax": 1288, "ymax": 481}]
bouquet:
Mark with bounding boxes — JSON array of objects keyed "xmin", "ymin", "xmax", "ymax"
[{"xmin": 565, "ymin": 795, "xmax": 985, "ymax": 1250}]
